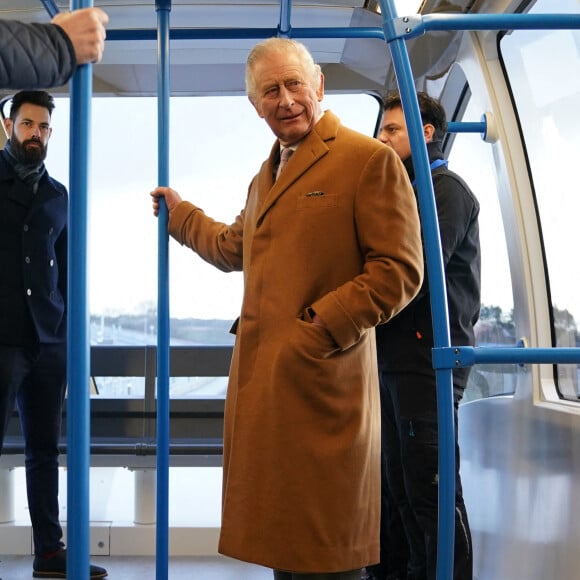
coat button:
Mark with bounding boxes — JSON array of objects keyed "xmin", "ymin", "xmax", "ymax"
[
  {"xmin": 23, "ymin": 225, "xmax": 29, "ymax": 232},
  {"xmin": 26, "ymin": 288, "xmax": 32, "ymax": 296},
  {"xmin": 25, "ymin": 256, "xmax": 31, "ymax": 264},
  {"xmin": 49, "ymin": 227, "xmax": 54, "ymax": 234},
  {"xmin": 49, "ymin": 259, "xmax": 54, "ymax": 267}
]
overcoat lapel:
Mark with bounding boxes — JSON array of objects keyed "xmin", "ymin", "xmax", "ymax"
[{"xmin": 256, "ymin": 111, "xmax": 338, "ymax": 222}]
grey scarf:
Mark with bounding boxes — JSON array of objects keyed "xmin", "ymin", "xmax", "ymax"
[{"xmin": 2, "ymin": 139, "xmax": 46, "ymax": 193}]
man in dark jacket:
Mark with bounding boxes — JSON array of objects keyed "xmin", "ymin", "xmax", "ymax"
[
  {"xmin": 0, "ymin": 91, "xmax": 107, "ymax": 579},
  {"xmin": 0, "ymin": 7, "xmax": 108, "ymax": 89},
  {"xmin": 367, "ymin": 92, "xmax": 481, "ymax": 580}
]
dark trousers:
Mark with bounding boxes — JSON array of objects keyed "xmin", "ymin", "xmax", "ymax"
[
  {"xmin": 379, "ymin": 371, "xmax": 472, "ymax": 580},
  {"xmin": 274, "ymin": 570, "xmax": 362, "ymax": 580},
  {"xmin": 0, "ymin": 343, "xmax": 66, "ymax": 556},
  {"xmin": 365, "ymin": 457, "xmax": 409, "ymax": 580}
]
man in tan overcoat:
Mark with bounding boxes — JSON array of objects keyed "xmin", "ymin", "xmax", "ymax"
[{"xmin": 151, "ymin": 38, "xmax": 423, "ymax": 580}]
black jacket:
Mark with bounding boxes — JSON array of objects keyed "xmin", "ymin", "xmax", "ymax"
[
  {"xmin": 0, "ymin": 151, "xmax": 68, "ymax": 345},
  {"xmin": 376, "ymin": 141, "xmax": 481, "ymax": 388},
  {"xmin": 0, "ymin": 20, "xmax": 76, "ymax": 89}
]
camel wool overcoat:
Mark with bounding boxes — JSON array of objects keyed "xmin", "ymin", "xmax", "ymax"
[{"xmin": 167, "ymin": 111, "xmax": 423, "ymax": 573}]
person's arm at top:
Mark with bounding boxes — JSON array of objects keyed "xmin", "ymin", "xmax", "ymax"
[{"xmin": 0, "ymin": 7, "xmax": 108, "ymax": 89}]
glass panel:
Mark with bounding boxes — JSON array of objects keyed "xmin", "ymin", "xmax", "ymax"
[
  {"xmin": 92, "ymin": 376, "xmax": 145, "ymax": 398},
  {"xmin": 501, "ymin": 0, "xmax": 580, "ymax": 401},
  {"xmin": 46, "ymin": 93, "xmax": 380, "ymax": 398},
  {"xmin": 448, "ymin": 98, "xmax": 516, "ymax": 401}
]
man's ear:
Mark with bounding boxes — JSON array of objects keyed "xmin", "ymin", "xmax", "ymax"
[
  {"xmin": 316, "ymin": 73, "xmax": 325, "ymax": 101},
  {"xmin": 3, "ymin": 118, "xmax": 12, "ymax": 138},
  {"xmin": 423, "ymin": 123, "xmax": 435, "ymax": 143}
]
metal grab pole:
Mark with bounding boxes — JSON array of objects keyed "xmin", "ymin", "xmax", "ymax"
[
  {"xmin": 278, "ymin": 0, "xmax": 292, "ymax": 36},
  {"xmin": 67, "ymin": 0, "xmax": 93, "ymax": 577},
  {"xmin": 155, "ymin": 1, "xmax": 171, "ymax": 579},
  {"xmin": 378, "ymin": 1, "xmax": 456, "ymax": 579}
]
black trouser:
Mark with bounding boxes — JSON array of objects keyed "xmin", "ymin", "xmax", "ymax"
[
  {"xmin": 379, "ymin": 371, "xmax": 472, "ymax": 580},
  {"xmin": 365, "ymin": 456, "xmax": 409, "ymax": 580},
  {"xmin": 274, "ymin": 570, "xmax": 362, "ymax": 580},
  {"xmin": 0, "ymin": 343, "xmax": 67, "ymax": 557}
]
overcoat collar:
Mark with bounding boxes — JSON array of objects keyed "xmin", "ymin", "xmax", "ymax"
[{"xmin": 256, "ymin": 110, "xmax": 340, "ymax": 221}]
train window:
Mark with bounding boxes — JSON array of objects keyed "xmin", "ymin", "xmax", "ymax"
[
  {"xmin": 448, "ymin": 98, "xmax": 516, "ymax": 402},
  {"xmin": 46, "ymin": 92, "xmax": 380, "ymax": 398},
  {"xmin": 501, "ymin": 0, "xmax": 580, "ymax": 401}
]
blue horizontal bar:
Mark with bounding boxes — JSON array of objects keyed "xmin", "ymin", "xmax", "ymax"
[
  {"xmin": 447, "ymin": 121, "xmax": 486, "ymax": 134},
  {"xmin": 105, "ymin": 13, "xmax": 580, "ymax": 44},
  {"xmin": 423, "ymin": 13, "xmax": 580, "ymax": 32},
  {"xmin": 105, "ymin": 26, "xmax": 385, "ymax": 41},
  {"xmin": 396, "ymin": 13, "xmax": 580, "ymax": 40},
  {"xmin": 433, "ymin": 346, "xmax": 580, "ymax": 369}
]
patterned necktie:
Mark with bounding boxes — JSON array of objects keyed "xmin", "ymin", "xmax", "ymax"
[{"xmin": 276, "ymin": 147, "xmax": 294, "ymax": 180}]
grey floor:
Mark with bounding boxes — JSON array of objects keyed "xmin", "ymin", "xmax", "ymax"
[{"xmin": 0, "ymin": 555, "xmax": 274, "ymax": 579}]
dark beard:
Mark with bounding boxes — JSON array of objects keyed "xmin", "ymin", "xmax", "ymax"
[{"xmin": 10, "ymin": 135, "xmax": 47, "ymax": 166}]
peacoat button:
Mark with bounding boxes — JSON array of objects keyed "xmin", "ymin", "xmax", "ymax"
[
  {"xmin": 23, "ymin": 224, "xmax": 29, "ymax": 232},
  {"xmin": 49, "ymin": 227, "xmax": 54, "ymax": 234},
  {"xmin": 25, "ymin": 256, "xmax": 31, "ymax": 264},
  {"xmin": 49, "ymin": 259, "xmax": 54, "ymax": 267},
  {"xmin": 26, "ymin": 288, "xmax": 32, "ymax": 296}
]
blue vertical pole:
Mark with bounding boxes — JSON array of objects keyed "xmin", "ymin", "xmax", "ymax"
[
  {"xmin": 155, "ymin": 1, "xmax": 171, "ymax": 579},
  {"xmin": 67, "ymin": 0, "xmax": 93, "ymax": 578},
  {"xmin": 278, "ymin": 0, "xmax": 292, "ymax": 35},
  {"xmin": 377, "ymin": 2, "xmax": 455, "ymax": 579}
]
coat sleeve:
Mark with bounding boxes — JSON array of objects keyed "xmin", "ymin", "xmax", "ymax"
[
  {"xmin": 0, "ymin": 20, "xmax": 77, "ymax": 89},
  {"xmin": 312, "ymin": 146, "xmax": 424, "ymax": 350},
  {"xmin": 168, "ymin": 201, "xmax": 245, "ymax": 273}
]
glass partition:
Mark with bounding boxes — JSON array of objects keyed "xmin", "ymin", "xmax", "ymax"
[
  {"xmin": 45, "ymin": 93, "xmax": 380, "ymax": 398},
  {"xmin": 448, "ymin": 98, "xmax": 516, "ymax": 401},
  {"xmin": 501, "ymin": 0, "xmax": 580, "ymax": 401}
]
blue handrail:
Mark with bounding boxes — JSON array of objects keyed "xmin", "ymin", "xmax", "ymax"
[
  {"xmin": 378, "ymin": 2, "xmax": 456, "ymax": 578},
  {"xmin": 104, "ymin": 12, "xmax": 580, "ymax": 43},
  {"xmin": 105, "ymin": 26, "xmax": 386, "ymax": 41},
  {"xmin": 389, "ymin": 13, "xmax": 580, "ymax": 41},
  {"xmin": 67, "ymin": 1, "xmax": 93, "ymax": 578},
  {"xmin": 39, "ymin": 0, "xmax": 58, "ymax": 18},
  {"xmin": 279, "ymin": 0, "xmax": 292, "ymax": 36},
  {"xmin": 447, "ymin": 121, "xmax": 486, "ymax": 135},
  {"xmin": 434, "ymin": 345, "xmax": 580, "ymax": 369},
  {"xmin": 155, "ymin": 1, "xmax": 172, "ymax": 579}
]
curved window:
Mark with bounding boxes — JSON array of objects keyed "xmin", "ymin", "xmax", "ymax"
[
  {"xmin": 448, "ymin": 97, "xmax": 516, "ymax": 401},
  {"xmin": 501, "ymin": 0, "xmax": 580, "ymax": 401}
]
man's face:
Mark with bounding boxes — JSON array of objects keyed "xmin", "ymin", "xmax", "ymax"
[
  {"xmin": 377, "ymin": 105, "xmax": 412, "ymax": 162},
  {"xmin": 251, "ymin": 51, "xmax": 324, "ymax": 146},
  {"xmin": 3, "ymin": 103, "xmax": 52, "ymax": 164}
]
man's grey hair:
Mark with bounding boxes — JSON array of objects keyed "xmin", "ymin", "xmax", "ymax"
[{"xmin": 245, "ymin": 37, "xmax": 322, "ymax": 104}]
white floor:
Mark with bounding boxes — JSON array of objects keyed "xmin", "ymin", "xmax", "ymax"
[{"xmin": 0, "ymin": 555, "xmax": 274, "ymax": 579}]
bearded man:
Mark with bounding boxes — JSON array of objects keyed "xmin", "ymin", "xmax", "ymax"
[{"xmin": 0, "ymin": 91, "xmax": 107, "ymax": 579}]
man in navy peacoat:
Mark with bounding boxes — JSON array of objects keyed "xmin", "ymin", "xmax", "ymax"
[{"xmin": 0, "ymin": 91, "xmax": 107, "ymax": 579}]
